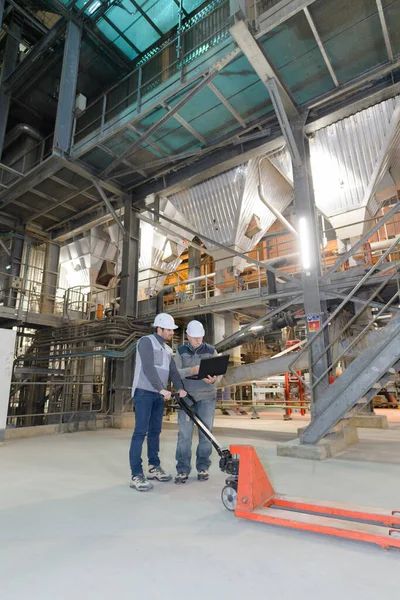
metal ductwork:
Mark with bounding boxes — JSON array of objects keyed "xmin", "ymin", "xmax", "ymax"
[
  {"xmin": 3, "ymin": 124, "xmax": 44, "ymax": 151},
  {"xmin": 156, "ymin": 285, "xmax": 175, "ymax": 314},
  {"xmin": 216, "ymin": 311, "xmax": 297, "ymax": 353}
]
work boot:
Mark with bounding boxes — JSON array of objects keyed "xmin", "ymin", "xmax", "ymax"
[
  {"xmin": 130, "ymin": 475, "xmax": 153, "ymax": 492},
  {"xmin": 175, "ymin": 472, "xmax": 189, "ymax": 484},
  {"xmin": 197, "ymin": 470, "xmax": 209, "ymax": 481},
  {"xmin": 148, "ymin": 465, "xmax": 172, "ymax": 482}
]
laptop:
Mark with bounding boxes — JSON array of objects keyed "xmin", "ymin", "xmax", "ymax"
[{"xmin": 185, "ymin": 354, "xmax": 229, "ymax": 380}]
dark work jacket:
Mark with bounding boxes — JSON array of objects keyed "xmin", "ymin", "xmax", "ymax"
[{"xmin": 175, "ymin": 342, "xmax": 218, "ymax": 400}]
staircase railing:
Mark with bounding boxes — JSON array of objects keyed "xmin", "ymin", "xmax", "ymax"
[{"xmin": 289, "ymin": 206, "xmax": 400, "ymax": 399}]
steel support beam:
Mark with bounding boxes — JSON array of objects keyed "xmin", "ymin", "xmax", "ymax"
[
  {"xmin": 0, "ymin": 157, "xmax": 60, "ymax": 209},
  {"xmin": 188, "ymin": 244, "xmax": 202, "ymax": 297},
  {"xmin": 229, "ymin": 19, "xmax": 302, "ymax": 165},
  {"xmin": 40, "ymin": 242, "xmax": 60, "ymax": 314},
  {"xmin": 0, "ymin": 20, "xmax": 21, "ymax": 158},
  {"xmin": 230, "ymin": 19, "xmax": 297, "ymax": 119},
  {"xmin": 170, "ymin": 111, "xmax": 207, "ymax": 145},
  {"xmin": 54, "ymin": 20, "xmax": 82, "ymax": 154},
  {"xmin": 3, "ymin": 18, "xmax": 66, "ymax": 95},
  {"xmin": 127, "ymin": 0, "xmax": 163, "ymax": 37},
  {"xmin": 291, "ymin": 115, "xmax": 329, "ymax": 417},
  {"xmin": 113, "ymin": 198, "xmax": 140, "ymax": 417},
  {"xmin": 5, "ymin": 232, "xmax": 24, "ymax": 309},
  {"xmin": 208, "ymin": 82, "xmax": 246, "ymax": 127},
  {"xmin": 91, "ymin": 179, "xmax": 127, "ymax": 239},
  {"xmin": 265, "ymin": 78, "xmax": 302, "ymax": 166},
  {"xmin": 54, "ymin": 153, "xmax": 126, "ymax": 197},
  {"xmin": 303, "ymin": 7, "xmax": 339, "ymax": 87},
  {"xmin": 6, "ymin": 0, "xmax": 47, "ymax": 33},
  {"xmin": 376, "ymin": 0, "xmax": 394, "ymax": 62},
  {"xmin": 0, "ymin": 0, "xmax": 4, "ymax": 28},
  {"xmin": 258, "ymin": 0, "xmax": 317, "ymax": 34},
  {"xmin": 120, "ymin": 198, "xmax": 140, "ymax": 318},
  {"xmin": 101, "ymin": 71, "xmax": 222, "ymax": 177},
  {"xmin": 126, "ymin": 124, "xmax": 167, "ymax": 157}
]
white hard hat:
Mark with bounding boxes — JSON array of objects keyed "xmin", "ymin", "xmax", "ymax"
[
  {"xmin": 152, "ymin": 313, "xmax": 178, "ymax": 329},
  {"xmin": 186, "ymin": 320, "xmax": 205, "ymax": 337}
]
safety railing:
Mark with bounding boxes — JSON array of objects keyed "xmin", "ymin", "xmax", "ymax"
[
  {"xmin": 289, "ymin": 201, "xmax": 400, "ymax": 396},
  {"xmin": 246, "ymin": 0, "xmax": 283, "ymax": 25},
  {"xmin": 8, "ymin": 366, "xmax": 106, "ymax": 430},
  {"xmin": 72, "ymin": 0, "xmax": 231, "ymax": 148},
  {"xmin": 0, "ymin": 269, "xmax": 65, "ymax": 319},
  {"xmin": 63, "ymin": 284, "xmax": 120, "ymax": 321}
]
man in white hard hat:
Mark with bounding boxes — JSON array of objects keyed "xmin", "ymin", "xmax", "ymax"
[
  {"xmin": 174, "ymin": 320, "xmax": 218, "ymax": 483},
  {"xmin": 129, "ymin": 313, "xmax": 187, "ymax": 491}
]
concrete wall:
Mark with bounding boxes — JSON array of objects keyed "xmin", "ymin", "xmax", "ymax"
[{"xmin": 0, "ymin": 329, "xmax": 16, "ymax": 443}]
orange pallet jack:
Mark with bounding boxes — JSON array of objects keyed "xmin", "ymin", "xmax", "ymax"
[{"xmin": 172, "ymin": 394, "xmax": 400, "ymax": 550}]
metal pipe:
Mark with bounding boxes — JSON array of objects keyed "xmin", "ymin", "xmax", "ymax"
[
  {"xmin": 220, "ymin": 351, "xmax": 309, "ymax": 387},
  {"xmin": 370, "ymin": 239, "xmax": 400, "ymax": 252},
  {"xmin": 184, "ymin": 272, "xmax": 216, "ymax": 285},
  {"xmin": 267, "ymin": 256, "xmax": 288, "ymax": 307},
  {"xmin": 3, "ymin": 123, "xmax": 44, "ymax": 154}
]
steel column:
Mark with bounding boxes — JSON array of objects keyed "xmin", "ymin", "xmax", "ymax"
[
  {"xmin": 291, "ymin": 116, "xmax": 329, "ymax": 416},
  {"xmin": 5, "ymin": 232, "xmax": 24, "ymax": 309},
  {"xmin": 40, "ymin": 243, "xmax": 60, "ymax": 314},
  {"xmin": 0, "ymin": 0, "xmax": 4, "ymax": 28},
  {"xmin": 188, "ymin": 244, "xmax": 202, "ymax": 297},
  {"xmin": 0, "ymin": 20, "xmax": 21, "ymax": 158},
  {"xmin": 114, "ymin": 197, "xmax": 140, "ymax": 417},
  {"xmin": 120, "ymin": 197, "xmax": 140, "ymax": 318},
  {"xmin": 54, "ymin": 20, "xmax": 82, "ymax": 154}
]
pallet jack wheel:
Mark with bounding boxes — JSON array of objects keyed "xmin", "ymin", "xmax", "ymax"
[{"xmin": 221, "ymin": 483, "xmax": 237, "ymax": 511}]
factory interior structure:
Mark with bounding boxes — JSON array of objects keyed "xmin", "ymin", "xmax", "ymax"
[{"xmin": 1, "ymin": 0, "xmax": 400, "ymax": 598}]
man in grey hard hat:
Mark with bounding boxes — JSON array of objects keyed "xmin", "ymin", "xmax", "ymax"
[
  {"xmin": 129, "ymin": 313, "xmax": 187, "ymax": 492},
  {"xmin": 174, "ymin": 320, "xmax": 218, "ymax": 483}
]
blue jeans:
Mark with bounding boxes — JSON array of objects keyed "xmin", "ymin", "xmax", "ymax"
[
  {"xmin": 129, "ymin": 389, "xmax": 165, "ymax": 477},
  {"xmin": 176, "ymin": 397, "xmax": 216, "ymax": 475}
]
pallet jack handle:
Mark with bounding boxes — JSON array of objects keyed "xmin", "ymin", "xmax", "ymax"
[{"xmin": 170, "ymin": 393, "xmax": 239, "ymax": 477}]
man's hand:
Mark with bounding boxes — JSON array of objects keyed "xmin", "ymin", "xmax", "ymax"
[
  {"xmin": 190, "ymin": 365, "xmax": 200, "ymax": 376},
  {"xmin": 160, "ymin": 389, "xmax": 171, "ymax": 400},
  {"xmin": 178, "ymin": 389, "xmax": 187, "ymax": 398},
  {"xmin": 202, "ymin": 375, "xmax": 217, "ymax": 384}
]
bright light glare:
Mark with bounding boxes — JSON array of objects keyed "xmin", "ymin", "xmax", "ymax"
[
  {"xmin": 88, "ymin": 1, "xmax": 101, "ymax": 15},
  {"xmin": 250, "ymin": 325, "xmax": 264, "ymax": 331},
  {"xmin": 298, "ymin": 217, "xmax": 311, "ymax": 270}
]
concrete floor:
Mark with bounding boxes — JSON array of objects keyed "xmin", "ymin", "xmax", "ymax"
[{"xmin": 1, "ymin": 420, "xmax": 400, "ymax": 600}]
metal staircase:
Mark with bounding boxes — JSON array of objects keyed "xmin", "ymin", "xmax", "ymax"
[
  {"xmin": 300, "ymin": 316, "xmax": 400, "ymax": 444},
  {"xmin": 289, "ymin": 225, "xmax": 400, "ymax": 449}
]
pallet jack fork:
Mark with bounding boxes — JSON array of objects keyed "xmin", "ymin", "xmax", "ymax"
[{"xmin": 171, "ymin": 394, "xmax": 400, "ymax": 550}]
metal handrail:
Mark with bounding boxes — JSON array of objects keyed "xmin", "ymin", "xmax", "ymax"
[
  {"xmin": 73, "ymin": 0, "xmax": 230, "ymax": 141},
  {"xmin": 289, "ymin": 232, "xmax": 400, "ymax": 390},
  {"xmin": 311, "ymin": 289, "xmax": 400, "ymax": 392},
  {"xmin": 321, "ymin": 201, "xmax": 400, "ymax": 281}
]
